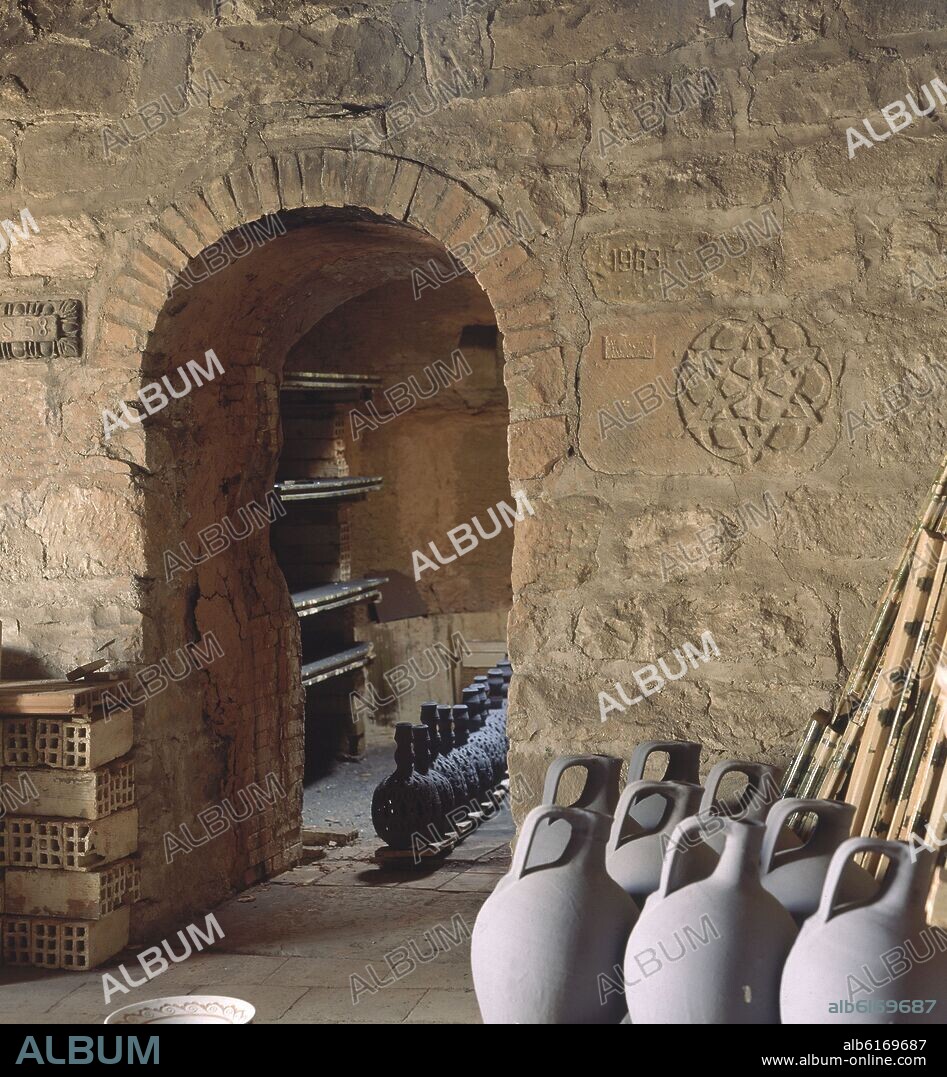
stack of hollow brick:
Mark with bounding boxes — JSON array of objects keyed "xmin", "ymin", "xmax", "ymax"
[{"xmin": 0, "ymin": 677, "xmax": 138, "ymax": 970}]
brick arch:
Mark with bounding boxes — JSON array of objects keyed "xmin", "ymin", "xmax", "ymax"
[
  {"xmin": 97, "ymin": 148, "xmax": 562, "ymax": 419},
  {"xmin": 96, "ymin": 147, "xmax": 567, "ymax": 935}
]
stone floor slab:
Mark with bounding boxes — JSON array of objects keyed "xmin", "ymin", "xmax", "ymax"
[
  {"xmin": 191, "ymin": 983, "xmax": 307, "ymax": 1023},
  {"xmin": 279, "ymin": 986, "xmax": 426, "ymax": 1024},
  {"xmin": 437, "ymin": 872, "xmax": 500, "ymax": 892},
  {"xmin": 403, "ymin": 987, "xmax": 482, "ymax": 1024}
]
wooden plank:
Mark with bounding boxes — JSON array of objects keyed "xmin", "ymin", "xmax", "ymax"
[
  {"xmin": 0, "ymin": 677, "xmax": 130, "ymax": 716},
  {"xmin": 301, "ymin": 826, "xmax": 358, "ymax": 847},
  {"xmin": 375, "ymin": 841, "xmax": 455, "ymax": 868},
  {"xmin": 908, "ymin": 714, "xmax": 947, "ymax": 856},
  {"xmin": 848, "ymin": 531, "xmax": 942, "ymax": 834},
  {"xmin": 864, "ymin": 536, "xmax": 947, "ymax": 852},
  {"xmin": 901, "ymin": 697, "xmax": 947, "ymax": 846},
  {"xmin": 927, "ymin": 864, "xmax": 946, "ymax": 925},
  {"xmin": 885, "ymin": 553, "xmax": 947, "ymax": 843},
  {"xmin": 814, "ymin": 666, "xmax": 883, "ymax": 800},
  {"xmin": 785, "ymin": 455, "xmax": 947, "ymax": 799}
]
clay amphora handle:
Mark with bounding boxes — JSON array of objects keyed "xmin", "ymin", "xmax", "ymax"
[
  {"xmin": 700, "ymin": 760, "xmax": 781, "ymax": 821},
  {"xmin": 760, "ymin": 797, "xmax": 855, "ymax": 875},
  {"xmin": 509, "ymin": 805, "xmax": 606, "ymax": 882},
  {"xmin": 542, "ymin": 755, "xmax": 622, "ymax": 816},
  {"xmin": 815, "ymin": 837, "xmax": 934, "ymax": 924},
  {"xmin": 608, "ymin": 780, "xmax": 699, "ymax": 851},
  {"xmin": 655, "ymin": 815, "xmax": 718, "ymax": 899},
  {"xmin": 627, "ymin": 740, "xmax": 701, "ymax": 784}
]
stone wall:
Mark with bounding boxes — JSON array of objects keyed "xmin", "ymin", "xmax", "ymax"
[{"xmin": 2, "ymin": 0, "xmax": 946, "ymax": 933}]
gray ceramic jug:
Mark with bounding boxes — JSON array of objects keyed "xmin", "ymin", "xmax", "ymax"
[
  {"xmin": 624, "ymin": 817, "xmax": 797, "ymax": 1023},
  {"xmin": 761, "ymin": 798, "xmax": 876, "ymax": 925},
  {"xmin": 606, "ymin": 779, "xmax": 703, "ymax": 906},
  {"xmin": 471, "ymin": 804, "xmax": 638, "ymax": 1024},
  {"xmin": 626, "ymin": 740, "xmax": 702, "ymax": 830},
  {"xmin": 781, "ymin": 840, "xmax": 947, "ymax": 1024},
  {"xmin": 699, "ymin": 760, "xmax": 786, "ymax": 853},
  {"xmin": 528, "ymin": 754, "xmax": 623, "ymax": 867}
]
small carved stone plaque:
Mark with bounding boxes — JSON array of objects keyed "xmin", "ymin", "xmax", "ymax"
[
  {"xmin": 603, "ymin": 334, "xmax": 656, "ymax": 360},
  {"xmin": 0, "ymin": 299, "xmax": 82, "ymax": 359},
  {"xmin": 584, "ymin": 232, "xmax": 678, "ymax": 302}
]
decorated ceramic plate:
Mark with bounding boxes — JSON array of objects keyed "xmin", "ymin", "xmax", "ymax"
[{"xmin": 105, "ymin": 995, "xmax": 255, "ymax": 1024}]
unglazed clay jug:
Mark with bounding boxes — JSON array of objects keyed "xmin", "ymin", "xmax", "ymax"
[
  {"xmin": 371, "ymin": 723, "xmax": 445, "ymax": 850},
  {"xmin": 781, "ymin": 841, "xmax": 947, "ymax": 1024},
  {"xmin": 624, "ymin": 818, "xmax": 797, "ymax": 1023},
  {"xmin": 699, "ymin": 760, "xmax": 786, "ymax": 853},
  {"xmin": 471, "ymin": 805, "xmax": 638, "ymax": 1024},
  {"xmin": 626, "ymin": 740, "xmax": 702, "ymax": 830},
  {"xmin": 530, "ymin": 755, "xmax": 623, "ymax": 866},
  {"xmin": 543, "ymin": 754, "xmax": 623, "ymax": 814},
  {"xmin": 761, "ymin": 798, "xmax": 876, "ymax": 924},
  {"xmin": 606, "ymin": 779, "xmax": 703, "ymax": 906}
]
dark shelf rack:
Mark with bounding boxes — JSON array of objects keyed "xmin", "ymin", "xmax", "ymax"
[
  {"xmin": 301, "ymin": 643, "xmax": 374, "ymax": 687},
  {"xmin": 274, "ymin": 476, "xmax": 383, "ymax": 502},
  {"xmin": 276, "ymin": 370, "xmax": 385, "ymax": 757},
  {"xmin": 281, "ymin": 372, "xmax": 382, "ymax": 402},
  {"xmin": 292, "ymin": 577, "xmax": 387, "ymax": 618}
]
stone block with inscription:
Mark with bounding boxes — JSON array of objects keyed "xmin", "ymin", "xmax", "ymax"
[
  {"xmin": 0, "ymin": 300, "xmax": 82, "ymax": 360},
  {"xmin": 579, "ymin": 314, "xmax": 838, "ymax": 475},
  {"xmin": 583, "ymin": 217, "xmax": 781, "ymax": 305}
]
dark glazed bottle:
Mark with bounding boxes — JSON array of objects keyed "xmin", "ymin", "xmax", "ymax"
[
  {"xmin": 487, "ymin": 667, "xmax": 505, "ymax": 709},
  {"xmin": 498, "ymin": 659, "xmax": 512, "ymax": 699},
  {"xmin": 480, "ymin": 682, "xmax": 509, "ymax": 767},
  {"xmin": 412, "ymin": 724, "xmax": 453, "ymax": 844},
  {"xmin": 453, "ymin": 704, "xmax": 492, "ymax": 800},
  {"xmin": 421, "ymin": 701, "xmax": 467, "ymax": 821},
  {"xmin": 438, "ymin": 704, "xmax": 479, "ymax": 808},
  {"xmin": 372, "ymin": 723, "xmax": 442, "ymax": 850},
  {"xmin": 463, "ymin": 686, "xmax": 504, "ymax": 784}
]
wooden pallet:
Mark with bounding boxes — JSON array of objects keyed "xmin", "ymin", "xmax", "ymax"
[{"xmin": 0, "ymin": 677, "xmax": 129, "ymax": 717}]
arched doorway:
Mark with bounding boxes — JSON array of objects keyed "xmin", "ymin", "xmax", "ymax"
[{"xmin": 101, "ymin": 150, "xmax": 544, "ymax": 937}]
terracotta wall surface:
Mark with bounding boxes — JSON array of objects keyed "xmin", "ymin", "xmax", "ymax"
[
  {"xmin": 293, "ymin": 275, "xmax": 511, "ymax": 615},
  {"xmin": 1, "ymin": 0, "xmax": 946, "ymax": 930}
]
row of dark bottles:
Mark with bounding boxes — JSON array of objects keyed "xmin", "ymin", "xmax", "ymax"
[{"xmin": 371, "ymin": 663, "xmax": 511, "ymax": 851}]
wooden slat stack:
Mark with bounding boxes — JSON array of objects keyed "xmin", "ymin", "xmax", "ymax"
[
  {"xmin": 0, "ymin": 675, "xmax": 139, "ymax": 970},
  {"xmin": 785, "ymin": 454, "xmax": 947, "ymax": 913}
]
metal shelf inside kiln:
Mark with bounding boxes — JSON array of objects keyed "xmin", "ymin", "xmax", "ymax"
[
  {"xmin": 301, "ymin": 643, "xmax": 374, "ymax": 687},
  {"xmin": 280, "ymin": 372, "xmax": 382, "ymax": 401},
  {"xmin": 292, "ymin": 577, "xmax": 387, "ymax": 617},
  {"xmin": 274, "ymin": 476, "xmax": 383, "ymax": 501}
]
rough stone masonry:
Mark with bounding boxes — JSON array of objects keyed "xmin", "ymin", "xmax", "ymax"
[{"xmin": 1, "ymin": 0, "xmax": 945, "ymax": 935}]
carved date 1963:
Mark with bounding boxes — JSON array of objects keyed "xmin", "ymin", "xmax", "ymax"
[{"xmin": 609, "ymin": 247, "xmax": 662, "ymax": 273}]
